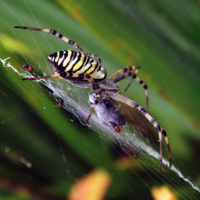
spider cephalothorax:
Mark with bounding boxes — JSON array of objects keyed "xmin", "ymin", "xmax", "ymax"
[{"xmin": 15, "ymin": 26, "xmax": 171, "ymax": 172}]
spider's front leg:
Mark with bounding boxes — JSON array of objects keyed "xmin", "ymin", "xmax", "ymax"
[
  {"xmin": 22, "ymin": 69, "xmax": 100, "ymax": 123},
  {"xmin": 14, "ymin": 26, "xmax": 85, "ymax": 53},
  {"xmin": 108, "ymin": 66, "xmax": 139, "ymax": 80},
  {"xmin": 108, "ymin": 66, "xmax": 149, "ymax": 112},
  {"xmin": 22, "ymin": 70, "xmax": 99, "ymax": 92}
]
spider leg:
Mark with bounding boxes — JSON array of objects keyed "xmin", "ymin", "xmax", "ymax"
[
  {"xmin": 14, "ymin": 26, "xmax": 84, "ymax": 53},
  {"xmin": 158, "ymin": 131, "xmax": 163, "ymax": 172},
  {"xmin": 86, "ymin": 89, "xmax": 102, "ymax": 124},
  {"xmin": 111, "ymin": 70, "xmax": 148, "ymax": 112},
  {"xmin": 23, "ymin": 71, "xmax": 98, "ymax": 90},
  {"xmin": 108, "ymin": 66, "xmax": 140, "ymax": 80},
  {"xmin": 86, "ymin": 53, "xmax": 101, "ymax": 64},
  {"xmin": 22, "ymin": 74, "xmax": 60, "ymax": 80},
  {"xmin": 65, "ymin": 72, "xmax": 98, "ymax": 90},
  {"xmin": 106, "ymin": 91, "xmax": 171, "ymax": 172}
]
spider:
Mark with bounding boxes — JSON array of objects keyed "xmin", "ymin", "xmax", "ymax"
[{"xmin": 14, "ymin": 26, "xmax": 171, "ymax": 172}]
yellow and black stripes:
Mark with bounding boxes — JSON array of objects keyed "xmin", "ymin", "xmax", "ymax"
[
  {"xmin": 109, "ymin": 66, "xmax": 149, "ymax": 112},
  {"xmin": 21, "ymin": 69, "xmax": 98, "ymax": 90},
  {"xmin": 48, "ymin": 50, "xmax": 106, "ymax": 84},
  {"xmin": 14, "ymin": 26, "xmax": 84, "ymax": 53},
  {"xmin": 64, "ymin": 72, "xmax": 98, "ymax": 90},
  {"xmin": 106, "ymin": 91, "xmax": 171, "ymax": 172},
  {"xmin": 108, "ymin": 66, "xmax": 140, "ymax": 80},
  {"xmin": 21, "ymin": 49, "xmax": 106, "ymax": 87},
  {"xmin": 16, "ymin": 25, "xmax": 171, "ymax": 172},
  {"xmin": 131, "ymin": 102, "xmax": 171, "ymax": 172}
]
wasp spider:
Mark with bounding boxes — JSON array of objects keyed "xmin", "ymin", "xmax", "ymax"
[{"xmin": 14, "ymin": 26, "xmax": 171, "ymax": 172}]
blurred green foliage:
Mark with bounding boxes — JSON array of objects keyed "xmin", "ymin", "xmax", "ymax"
[{"xmin": 0, "ymin": 0, "xmax": 200, "ymax": 199}]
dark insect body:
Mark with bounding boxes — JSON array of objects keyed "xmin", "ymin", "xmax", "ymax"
[
  {"xmin": 15, "ymin": 26, "xmax": 171, "ymax": 172},
  {"xmin": 23, "ymin": 64, "xmax": 34, "ymax": 72},
  {"xmin": 58, "ymin": 101, "xmax": 64, "ymax": 108},
  {"xmin": 109, "ymin": 122, "xmax": 121, "ymax": 133},
  {"xmin": 89, "ymin": 93, "xmax": 126, "ymax": 133}
]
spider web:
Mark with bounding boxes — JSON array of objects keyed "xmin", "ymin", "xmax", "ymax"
[{"xmin": 0, "ymin": 0, "xmax": 200, "ymax": 199}]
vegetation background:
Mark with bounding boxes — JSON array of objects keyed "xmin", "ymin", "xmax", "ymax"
[{"xmin": 0, "ymin": 0, "xmax": 200, "ymax": 199}]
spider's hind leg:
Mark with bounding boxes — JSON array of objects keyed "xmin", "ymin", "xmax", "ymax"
[
  {"xmin": 106, "ymin": 91, "xmax": 171, "ymax": 172},
  {"xmin": 125, "ymin": 75, "xmax": 149, "ymax": 113}
]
